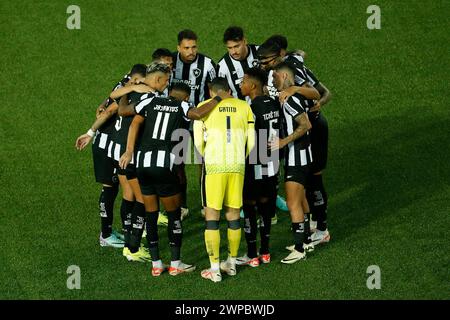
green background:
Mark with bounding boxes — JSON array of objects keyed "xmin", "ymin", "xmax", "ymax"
[{"xmin": 1, "ymin": 0, "xmax": 449, "ymax": 299}]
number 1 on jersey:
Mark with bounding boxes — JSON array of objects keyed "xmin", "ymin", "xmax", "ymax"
[{"xmin": 226, "ymin": 116, "xmax": 231, "ymax": 143}]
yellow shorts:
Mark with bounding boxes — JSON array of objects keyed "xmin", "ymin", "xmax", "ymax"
[{"xmin": 203, "ymin": 173, "xmax": 244, "ymax": 210}]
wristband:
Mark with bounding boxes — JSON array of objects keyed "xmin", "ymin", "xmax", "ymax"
[
  {"xmin": 87, "ymin": 129, "xmax": 96, "ymax": 138},
  {"xmin": 213, "ymin": 96, "xmax": 222, "ymax": 103}
]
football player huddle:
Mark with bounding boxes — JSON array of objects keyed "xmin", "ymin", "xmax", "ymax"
[{"xmin": 75, "ymin": 26, "xmax": 332, "ymax": 282}]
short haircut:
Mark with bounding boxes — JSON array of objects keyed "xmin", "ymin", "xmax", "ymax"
[
  {"xmin": 146, "ymin": 62, "xmax": 171, "ymax": 75},
  {"xmin": 223, "ymin": 26, "xmax": 244, "ymax": 43},
  {"xmin": 257, "ymin": 40, "xmax": 281, "ymax": 58},
  {"xmin": 130, "ymin": 64, "xmax": 147, "ymax": 77},
  {"xmin": 170, "ymin": 82, "xmax": 191, "ymax": 96},
  {"xmin": 266, "ymin": 34, "xmax": 288, "ymax": 50},
  {"xmin": 209, "ymin": 77, "xmax": 230, "ymax": 92},
  {"xmin": 177, "ymin": 29, "xmax": 197, "ymax": 44},
  {"xmin": 273, "ymin": 61, "xmax": 296, "ymax": 78},
  {"xmin": 245, "ymin": 67, "xmax": 268, "ymax": 87},
  {"xmin": 152, "ymin": 48, "xmax": 172, "ymax": 61}
]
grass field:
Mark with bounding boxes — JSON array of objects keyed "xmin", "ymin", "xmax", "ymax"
[{"xmin": 1, "ymin": 0, "xmax": 449, "ymax": 300}]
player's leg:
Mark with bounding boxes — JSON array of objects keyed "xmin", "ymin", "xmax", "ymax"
[
  {"xmin": 118, "ymin": 174, "xmax": 134, "ymax": 250},
  {"xmin": 237, "ymin": 172, "xmax": 259, "ymax": 266},
  {"xmin": 238, "ymin": 199, "xmax": 259, "ymax": 267},
  {"xmin": 123, "ymin": 168, "xmax": 151, "ymax": 262},
  {"xmin": 176, "ymin": 163, "xmax": 189, "ymax": 220},
  {"xmin": 220, "ymin": 173, "xmax": 244, "ymax": 276},
  {"xmin": 307, "ymin": 114, "xmax": 330, "ymax": 244},
  {"xmin": 281, "ymin": 179, "xmax": 307, "ymax": 264},
  {"xmin": 142, "ymin": 193, "xmax": 163, "ymax": 274},
  {"xmin": 301, "ymin": 193, "xmax": 314, "ymax": 252},
  {"xmin": 93, "ymin": 146, "xmax": 122, "ymax": 247},
  {"xmin": 201, "ymin": 174, "xmax": 225, "ymax": 282},
  {"xmin": 127, "ymin": 176, "xmax": 147, "ymax": 254},
  {"xmin": 257, "ymin": 197, "xmax": 277, "ymax": 263}
]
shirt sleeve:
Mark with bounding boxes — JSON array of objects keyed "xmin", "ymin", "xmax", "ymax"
[
  {"xmin": 134, "ymin": 95, "xmax": 155, "ymax": 115},
  {"xmin": 180, "ymin": 101, "xmax": 193, "ymax": 120},
  {"xmin": 283, "ymin": 96, "xmax": 306, "ymax": 118},
  {"xmin": 305, "ymin": 67, "xmax": 320, "ymax": 88}
]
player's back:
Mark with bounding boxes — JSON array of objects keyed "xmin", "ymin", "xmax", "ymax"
[{"xmin": 201, "ymin": 98, "xmax": 254, "ymax": 174}]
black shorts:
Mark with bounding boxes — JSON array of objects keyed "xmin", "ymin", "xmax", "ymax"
[
  {"xmin": 136, "ymin": 166, "xmax": 180, "ymax": 197},
  {"xmin": 92, "ymin": 145, "xmax": 117, "ymax": 185},
  {"xmin": 310, "ymin": 113, "xmax": 328, "ymax": 173},
  {"xmin": 284, "ymin": 164, "xmax": 310, "ymax": 187},
  {"xmin": 114, "ymin": 160, "xmax": 137, "ymax": 180},
  {"xmin": 243, "ymin": 174, "xmax": 278, "ymax": 201}
]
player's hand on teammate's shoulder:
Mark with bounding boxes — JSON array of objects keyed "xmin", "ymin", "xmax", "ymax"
[
  {"xmin": 279, "ymin": 86, "xmax": 297, "ymax": 104},
  {"xmin": 75, "ymin": 134, "xmax": 92, "ymax": 151},
  {"xmin": 119, "ymin": 151, "xmax": 132, "ymax": 170}
]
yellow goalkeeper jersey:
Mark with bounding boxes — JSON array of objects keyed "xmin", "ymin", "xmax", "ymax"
[{"xmin": 194, "ymin": 97, "xmax": 255, "ymax": 175}]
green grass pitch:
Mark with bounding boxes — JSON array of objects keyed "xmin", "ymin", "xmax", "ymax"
[{"xmin": 1, "ymin": 0, "xmax": 449, "ymax": 300}]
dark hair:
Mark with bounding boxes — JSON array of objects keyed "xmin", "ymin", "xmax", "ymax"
[
  {"xmin": 257, "ymin": 40, "xmax": 281, "ymax": 59},
  {"xmin": 130, "ymin": 64, "xmax": 147, "ymax": 77},
  {"xmin": 146, "ymin": 62, "xmax": 171, "ymax": 75},
  {"xmin": 209, "ymin": 77, "xmax": 230, "ymax": 92},
  {"xmin": 177, "ymin": 29, "xmax": 197, "ymax": 44},
  {"xmin": 245, "ymin": 67, "xmax": 268, "ymax": 86},
  {"xmin": 152, "ymin": 48, "xmax": 172, "ymax": 61},
  {"xmin": 266, "ymin": 34, "xmax": 288, "ymax": 50},
  {"xmin": 273, "ymin": 61, "xmax": 296, "ymax": 78},
  {"xmin": 223, "ymin": 26, "xmax": 244, "ymax": 43},
  {"xmin": 170, "ymin": 82, "xmax": 191, "ymax": 96}
]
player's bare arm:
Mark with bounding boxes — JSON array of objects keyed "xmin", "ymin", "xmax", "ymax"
[
  {"xmin": 309, "ymin": 82, "xmax": 332, "ymax": 112},
  {"xmin": 75, "ymin": 102, "xmax": 119, "ymax": 151},
  {"xmin": 269, "ymin": 112, "xmax": 311, "ymax": 151},
  {"xmin": 119, "ymin": 114, "xmax": 144, "ymax": 169},
  {"xmin": 279, "ymin": 83, "xmax": 320, "ymax": 103},
  {"xmin": 109, "ymin": 84, "xmax": 150, "ymax": 100},
  {"xmin": 95, "ymin": 99, "xmax": 108, "ymax": 118},
  {"xmin": 187, "ymin": 91, "xmax": 229, "ymax": 120}
]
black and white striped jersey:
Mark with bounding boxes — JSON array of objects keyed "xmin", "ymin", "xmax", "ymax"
[
  {"xmin": 107, "ymin": 91, "xmax": 156, "ymax": 162},
  {"xmin": 247, "ymin": 95, "xmax": 281, "ymax": 179},
  {"xmin": 217, "ymin": 44, "xmax": 260, "ymax": 100},
  {"xmin": 282, "ymin": 93, "xmax": 312, "ymax": 167},
  {"xmin": 266, "ymin": 54, "xmax": 308, "ymax": 99},
  {"xmin": 92, "ymin": 74, "xmax": 130, "ymax": 151},
  {"xmin": 171, "ymin": 53, "xmax": 216, "ymax": 106},
  {"xmin": 133, "ymin": 95, "xmax": 193, "ymax": 170}
]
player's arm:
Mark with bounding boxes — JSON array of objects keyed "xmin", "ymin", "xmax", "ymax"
[
  {"xmin": 75, "ymin": 102, "xmax": 119, "ymax": 150},
  {"xmin": 96, "ymin": 99, "xmax": 108, "ymax": 118},
  {"xmin": 279, "ymin": 82, "xmax": 320, "ymax": 103},
  {"xmin": 269, "ymin": 112, "xmax": 311, "ymax": 151},
  {"xmin": 119, "ymin": 115, "xmax": 144, "ymax": 169},
  {"xmin": 110, "ymin": 84, "xmax": 150, "ymax": 100},
  {"xmin": 310, "ymin": 82, "xmax": 331, "ymax": 112},
  {"xmin": 187, "ymin": 95, "xmax": 223, "ymax": 120}
]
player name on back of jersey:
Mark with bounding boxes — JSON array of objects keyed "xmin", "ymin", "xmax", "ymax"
[
  {"xmin": 219, "ymin": 106, "xmax": 236, "ymax": 113},
  {"xmin": 262, "ymin": 110, "xmax": 279, "ymax": 121},
  {"xmin": 154, "ymin": 104, "xmax": 180, "ymax": 113}
]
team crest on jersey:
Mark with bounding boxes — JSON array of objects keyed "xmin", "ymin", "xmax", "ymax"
[
  {"xmin": 193, "ymin": 68, "xmax": 201, "ymax": 78},
  {"xmin": 252, "ymin": 60, "xmax": 260, "ymax": 67}
]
